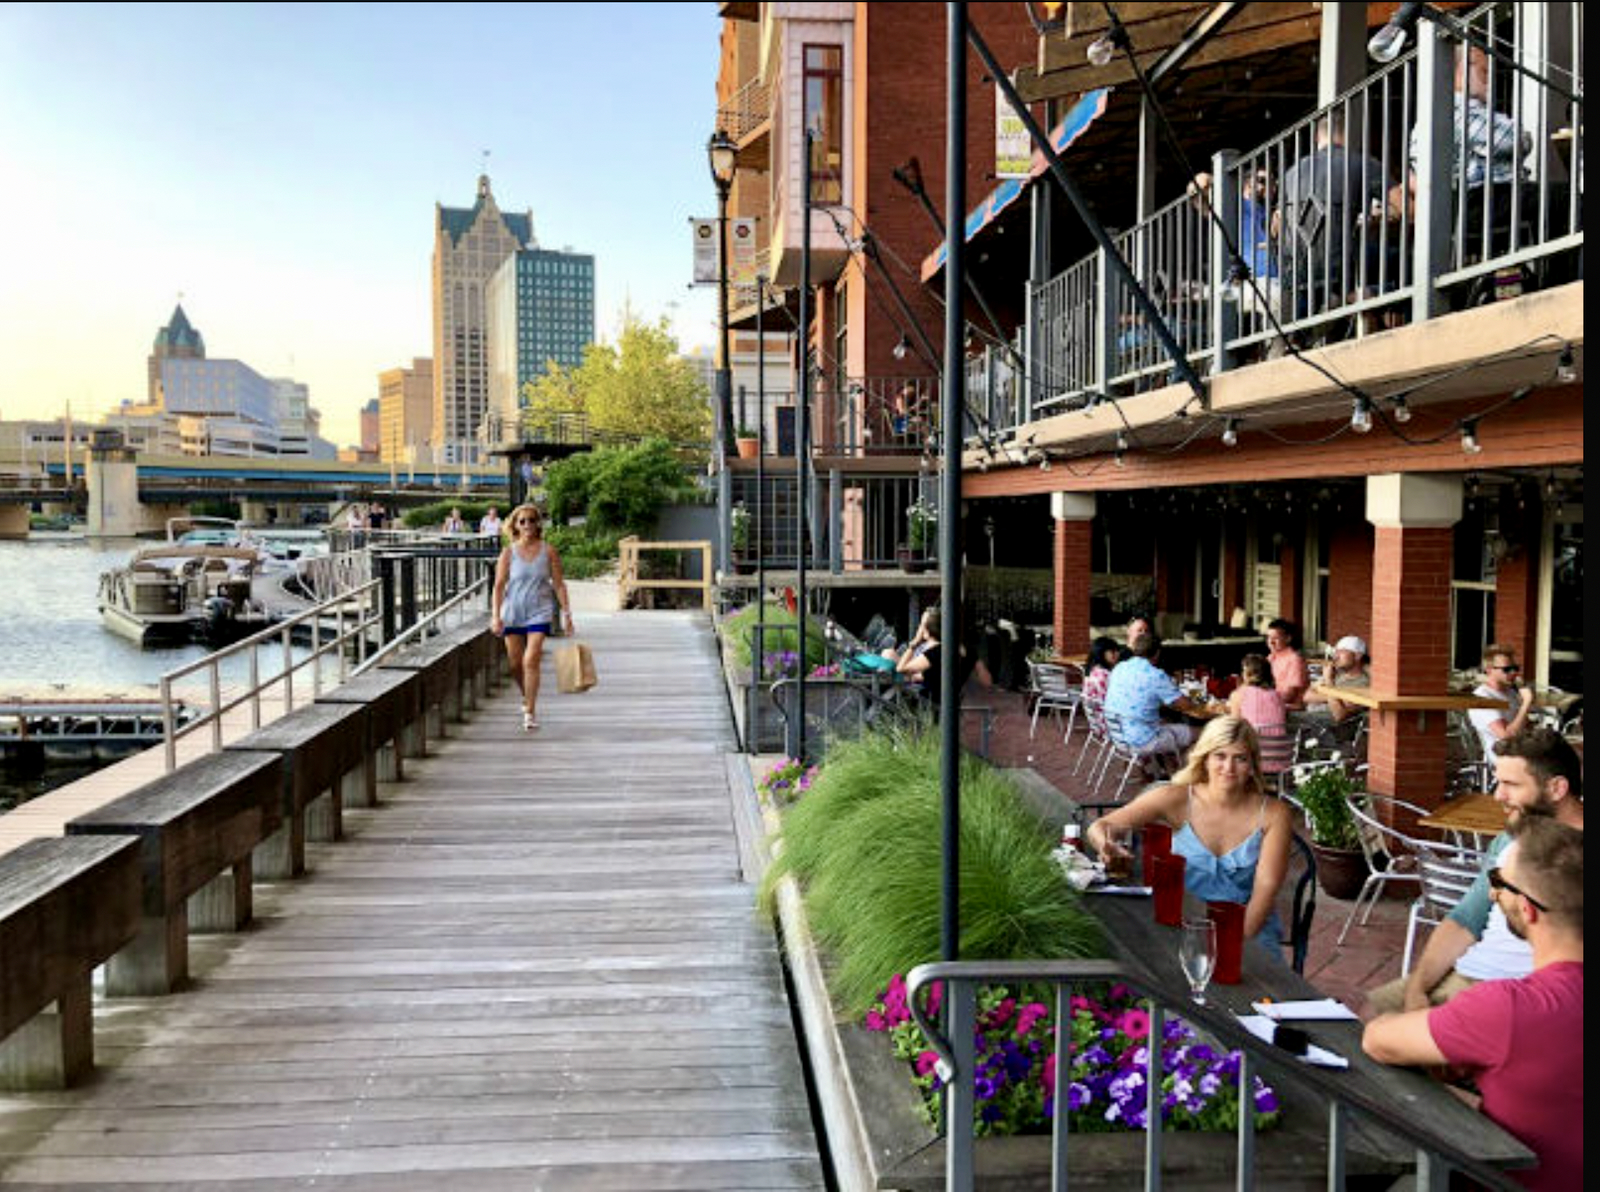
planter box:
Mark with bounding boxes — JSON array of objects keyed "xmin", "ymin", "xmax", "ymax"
[{"xmin": 744, "ymin": 764, "xmax": 1404, "ymax": 1190}]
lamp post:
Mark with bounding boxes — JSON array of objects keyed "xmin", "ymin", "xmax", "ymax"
[{"xmin": 707, "ymin": 130, "xmax": 738, "ymax": 456}]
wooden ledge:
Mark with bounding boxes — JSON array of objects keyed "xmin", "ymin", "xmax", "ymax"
[{"xmin": 1311, "ymin": 685, "xmax": 1504, "ymax": 712}]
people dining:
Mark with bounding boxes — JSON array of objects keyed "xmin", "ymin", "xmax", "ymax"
[
  {"xmin": 1303, "ymin": 634, "xmax": 1370, "ymax": 724},
  {"xmin": 1228, "ymin": 654, "xmax": 1291, "ymax": 777},
  {"xmin": 1470, "ymin": 643, "xmax": 1538, "ymax": 762},
  {"xmin": 1081, "ymin": 635, "xmax": 1122, "ymax": 734},
  {"xmin": 1366, "ymin": 728, "xmax": 1583, "ymax": 1016},
  {"xmin": 1363, "ymin": 813, "xmax": 1583, "ymax": 1192},
  {"xmin": 1103, "ymin": 633, "xmax": 1208, "ymax": 760},
  {"xmin": 1264, "ymin": 618, "xmax": 1310, "ymax": 709},
  {"xmin": 1086, "ymin": 716, "xmax": 1294, "ymax": 953}
]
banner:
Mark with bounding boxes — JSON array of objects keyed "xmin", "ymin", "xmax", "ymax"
[
  {"xmin": 995, "ymin": 86, "xmax": 1032, "ymax": 180},
  {"xmin": 729, "ymin": 217, "xmax": 757, "ymax": 285},
  {"xmin": 691, "ymin": 218, "xmax": 717, "ymax": 284}
]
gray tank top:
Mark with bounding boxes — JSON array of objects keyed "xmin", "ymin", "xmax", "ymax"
[{"xmin": 501, "ymin": 543, "xmax": 556, "ymax": 626}]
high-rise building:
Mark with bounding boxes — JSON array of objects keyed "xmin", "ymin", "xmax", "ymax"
[
  {"xmin": 486, "ymin": 248, "xmax": 595, "ymax": 442},
  {"xmin": 272, "ymin": 379, "xmax": 311, "ymax": 456},
  {"xmin": 148, "ymin": 304, "xmax": 205, "ymax": 403},
  {"xmin": 378, "ymin": 358, "xmax": 435, "ymax": 464},
  {"xmin": 359, "ymin": 399, "xmax": 381, "ymax": 456},
  {"xmin": 431, "ymin": 175, "xmax": 533, "ymax": 464}
]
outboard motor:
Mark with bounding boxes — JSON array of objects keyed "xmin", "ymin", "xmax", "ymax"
[{"xmin": 201, "ymin": 594, "xmax": 235, "ymax": 645}]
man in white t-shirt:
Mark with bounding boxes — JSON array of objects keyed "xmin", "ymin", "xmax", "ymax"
[
  {"xmin": 1365, "ymin": 728, "xmax": 1582, "ymax": 1015},
  {"xmin": 479, "ymin": 506, "xmax": 503, "ymax": 537},
  {"xmin": 1469, "ymin": 643, "xmax": 1536, "ymax": 761}
]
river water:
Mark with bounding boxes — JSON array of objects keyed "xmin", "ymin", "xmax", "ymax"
[{"xmin": 0, "ymin": 536, "xmax": 311, "ymax": 809}]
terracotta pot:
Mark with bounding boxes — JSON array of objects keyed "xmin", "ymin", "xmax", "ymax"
[
  {"xmin": 736, "ymin": 437, "xmax": 759, "ymax": 459},
  {"xmin": 1309, "ymin": 842, "xmax": 1369, "ymax": 901}
]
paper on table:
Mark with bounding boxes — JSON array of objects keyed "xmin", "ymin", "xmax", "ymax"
[
  {"xmin": 1251, "ymin": 998, "xmax": 1360, "ymax": 1022},
  {"xmin": 1235, "ymin": 1015, "xmax": 1349, "ymax": 1068},
  {"xmin": 1085, "ymin": 884, "xmax": 1153, "ymax": 896}
]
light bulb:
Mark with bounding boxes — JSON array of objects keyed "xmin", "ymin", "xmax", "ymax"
[
  {"xmin": 1367, "ymin": 23, "xmax": 1408, "ymax": 64},
  {"xmin": 1113, "ymin": 449, "xmax": 1126, "ymax": 469},
  {"xmin": 1351, "ymin": 398, "xmax": 1373, "ymax": 434},
  {"xmin": 1557, "ymin": 346, "xmax": 1577, "ymax": 383},
  {"xmin": 1391, "ymin": 396, "xmax": 1412, "ymax": 423},
  {"xmin": 1086, "ymin": 33, "xmax": 1118, "ymax": 67},
  {"xmin": 1221, "ymin": 419, "xmax": 1239, "ymax": 448},
  {"xmin": 893, "ymin": 336, "xmax": 909, "ymax": 361},
  {"xmin": 1461, "ymin": 421, "xmax": 1482, "ymax": 454},
  {"xmin": 1039, "ymin": 456, "xmax": 1052, "ymax": 472},
  {"xmin": 1115, "ymin": 431, "xmax": 1129, "ymax": 453}
]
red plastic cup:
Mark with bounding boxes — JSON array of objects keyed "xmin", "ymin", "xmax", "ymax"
[
  {"xmin": 1207, "ymin": 900, "xmax": 1246, "ymax": 984},
  {"xmin": 1141, "ymin": 822, "xmax": 1173, "ymax": 886},
  {"xmin": 1152, "ymin": 854, "xmax": 1187, "ymax": 926}
]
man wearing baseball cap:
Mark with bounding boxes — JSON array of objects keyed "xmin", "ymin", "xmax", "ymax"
[{"xmin": 1304, "ymin": 634, "xmax": 1369, "ymax": 725}]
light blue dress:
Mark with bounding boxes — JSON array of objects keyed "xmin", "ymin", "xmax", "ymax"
[
  {"xmin": 499, "ymin": 543, "xmax": 556, "ymax": 631},
  {"xmin": 1171, "ymin": 792, "xmax": 1284, "ymax": 958}
]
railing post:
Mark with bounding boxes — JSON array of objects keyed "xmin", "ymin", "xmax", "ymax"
[
  {"xmin": 400, "ymin": 555, "xmax": 417, "ymax": 634},
  {"xmin": 1094, "ymin": 247, "xmax": 1115, "ymax": 396},
  {"xmin": 378, "ymin": 553, "xmax": 396, "ymax": 644},
  {"xmin": 1144, "ymin": 1002, "xmax": 1164, "ymax": 1191},
  {"xmin": 829, "ymin": 468, "xmax": 843, "ymax": 574},
  {"xmin": 1211, "ymin": 149, "xmax": 1240, "ymax": 376},
  {"xmin": 945, "ymin": 977, "xmax": 976, "ymax": 1192},
  {"xmin": 1327, "ymin": 1100, "xmax": 1347, "ymax": 1192},
  {"xmin": 161, "ymin": 675, "xmax": 177, "ymax": 773},
  {"xmin": 1235, "ymin": 1049, "xmax": 1255, "ymax": 1191},
  {"xmin": 209, "ymin": 665, "xmax": 222, "ymax": 753},
  {"xmin": 1412, "ymin": 27, "xmax": 1453, "ymax": 323},
  {"xmin": 719, "ymin": 465, "xmax": 733, "ymax": 576}
]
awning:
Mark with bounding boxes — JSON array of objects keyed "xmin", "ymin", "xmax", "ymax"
[{"xmin": 920, "ymin": 87, "xmax": 1111, "ymax": 283}]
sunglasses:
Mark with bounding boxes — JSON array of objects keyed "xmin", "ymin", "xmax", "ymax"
[{"xmin": 1487, "ymin": 866, "xmax": 1549, "ymax": 913}]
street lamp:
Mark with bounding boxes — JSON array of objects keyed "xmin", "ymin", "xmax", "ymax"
[{"xmin": 707, "ymin": 129, "xmax": 738, "ymax": 455}]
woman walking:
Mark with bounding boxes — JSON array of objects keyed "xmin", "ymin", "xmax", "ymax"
[{"xmin": 491, "ymin": 504, "xmax": 574, "ymax": 731}]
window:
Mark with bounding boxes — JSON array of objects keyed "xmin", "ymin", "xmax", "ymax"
[{"xmin": 803, "ymin": 44, "xmax": 843, "ymax": 205}]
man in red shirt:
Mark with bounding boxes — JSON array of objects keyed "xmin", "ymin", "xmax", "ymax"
[
  {"xmin": 1363, "ymin": 814, "xmax": 1584, "ymax": 1190},
  {"xmin": 1265, "ymin": 619, "xmax": 1310, "ymax": 708}
]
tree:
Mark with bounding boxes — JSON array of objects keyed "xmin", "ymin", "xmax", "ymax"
[{"xmin": 519, "ymin": 312, "xmax": 712, "ymax": 448}]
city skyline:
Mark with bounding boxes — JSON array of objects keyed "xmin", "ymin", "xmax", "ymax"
[{"xmin": 0, "ymin": 3, "xmax": 721, "ymax": 447}]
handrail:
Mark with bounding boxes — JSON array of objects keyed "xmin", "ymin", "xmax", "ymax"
[
  {"xmin": 159, "ymin": 578, "xmax": 383, "ymax": 772},
  {"xmin": 352, "ymin": 574, "xmax": 492, "ymax": 676},
  {"xmin": 906, "ymin": 959, "xmax": 1526, "ymax": 1192}
]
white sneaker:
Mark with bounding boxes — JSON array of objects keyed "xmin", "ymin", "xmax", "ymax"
[{"xmin": 523, "ymin": 712, "xmax": 537, "ymax": 732}]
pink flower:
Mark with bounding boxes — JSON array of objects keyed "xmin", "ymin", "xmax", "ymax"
[
  {"xmin": 915, "ymin": 1050, "xmax": 940, "ymax": 1076},
  {"xmin": 1116, "ymin": 1008, "xmax": 1151, "ymax": 1041},
  {"xmin": 865, "ymin": 1010, "xmax": 887, "ymax": 1031},
  {"xmin": 928, "ymin": 980, "xmax": 944, "ymax": 1016},
  {"xmin": 1042, "ymin": 1053, "xmax": 1057, "ymax": 1097},
  {"xmin": 1109, "ymin": 983, "xmax": 1132, "ymax": 1004},
  {"xmin": 1015, "ymin": 1002, "xmax": 1050, "ymax": 1037},
  {"xmin": 984, "ymin": 997, "xmax": 1017, "ymax": 1030}
]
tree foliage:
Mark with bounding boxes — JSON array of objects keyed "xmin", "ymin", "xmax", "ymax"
[
  {"xmin": 521, "ymin": 313, "xmax": 712, "ymax": 447},
  {"xmin": 543, "ymin": 439, "xmax": 698, "ymax": 536}
]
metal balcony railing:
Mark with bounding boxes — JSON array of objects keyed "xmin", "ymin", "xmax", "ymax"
[
  {"xmin": 1024, "ymin": 2, "xmax": 1583, "ymax": 411},
  {"xmin": 727, "ymin": 469, "xmax": 940, "ymax": 574},
  {"xmin": 822, "ymin": 376, "xmax": 942, "ymax": 457},
  {"xmin": 717, "ymin": 76, "xmax": 771, "ymax": 143}
]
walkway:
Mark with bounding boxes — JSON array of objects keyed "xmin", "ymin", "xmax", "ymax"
[{"xmin": 0, "ymin": 610, "xmax": 825, "ymax": 1189}]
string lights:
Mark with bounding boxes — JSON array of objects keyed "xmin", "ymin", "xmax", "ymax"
[{"xmin": 1460, "ymin": 420, "xmax": 1483, "ymax": 454}]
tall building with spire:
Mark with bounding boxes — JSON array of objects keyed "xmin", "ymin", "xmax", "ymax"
[
  {"xmin": 431, "ymin": 175, "xmax": 533, "ymax": 464},
  {"xmin": 147, "ymin": 304, "xmax": 205, "ymax": 402}
]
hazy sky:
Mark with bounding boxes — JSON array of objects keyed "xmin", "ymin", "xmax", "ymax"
[{"xmin": 0, "ymin": 2, "xmax": 720, "ymax": 446}]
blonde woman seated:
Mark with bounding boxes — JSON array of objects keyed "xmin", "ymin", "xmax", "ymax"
[{"xmin": 1086, "ymin": 716, "xmax": 1294, "ymax": 956}]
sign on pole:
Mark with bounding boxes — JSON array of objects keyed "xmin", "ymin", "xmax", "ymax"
[
  {"xmin": 691, "ymin": 218, "xmax": 718, "ymax": 284},
  {"xmin": 729, "ymin": 217, "xmax": 757, "ymax": 285},
  {"xmin": 995, "ymin": 85, "xmax": 1031, "ymax": 180}
]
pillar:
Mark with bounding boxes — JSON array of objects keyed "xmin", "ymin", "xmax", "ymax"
[
  {"xmin": 85, "ymin": 445, "xmax": 140, "ymax": 537},
  {"xmin": 1327, "ymin": 521, "xmax": 1375, "ymax": 646},
  {"xmin": 1052, "ymin": 492, "xmax": 1094, "ymax": 658},
  {"xmin": 1365, "ymin": 474, "xmax": 1462, "ymax": 820},
  {"xmin": 1278, "ymin": 541, "xmax": 1302, "ymax": 626},
  {"xmin": 1492, "ymin": 502, "xmax": 1543, "ymax": 670}
]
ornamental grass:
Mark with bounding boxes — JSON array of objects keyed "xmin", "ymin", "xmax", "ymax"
[
  {"xmin": 760, "ymin": 723, "xmax": 1104, "ymax": 1015},
  {"xmin": 724, "ymin": 602, "xmax": 828, "ymax": 673}
]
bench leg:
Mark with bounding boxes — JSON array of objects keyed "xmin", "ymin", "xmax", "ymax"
[
  {"xmin": 0, "ymin": 977, "xmax": 93, "ymax": 1089},
  {"xmin": 344, "ymin": 754, "xmax": 377, "ymax": 808},
  {"xmin": 254, "ymin": 812, "xmax": 306, "ymax": 879},
  {"xmin": 401, "ymin": 714, "xmax": 426, "ymax": 759},
  {"xmin": 376, "ymin": 738, "xmax": 403, "ymax": 782},
  {"xmin": 306, "ymin": 785, "xmax": 342, "ymax": 842},
  {"xmin": 188, "ymin": 859, "xmax": 253, "ymax": 932},
  {"xmin": 106, "ymin": 910, "xmax": 187, "ymax": 996},
  {"xmin": 427, "ymin": 702, "xmax": 446, "ymax": 741}
]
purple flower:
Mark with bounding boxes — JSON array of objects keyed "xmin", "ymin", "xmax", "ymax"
[{"xmin": 1067, "ymin": 1081, "xmax": 1092, "ymax": 1111}]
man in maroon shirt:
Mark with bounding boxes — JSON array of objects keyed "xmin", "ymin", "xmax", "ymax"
[{"xmin": 1363, "ymin": 814, "xmax": 1583, "ymax": 1190}]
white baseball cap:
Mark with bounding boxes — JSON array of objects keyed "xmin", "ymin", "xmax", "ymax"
[{"xmin": 1334, "ymin": 635, "xmax": 1368, "ymax": 658}]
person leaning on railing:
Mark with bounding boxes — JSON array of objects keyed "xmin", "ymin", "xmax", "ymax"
[
  {"xmin": 1366, "ymin": 729, "xmax": 1583, "ymax": 1017},
  {"xmin": 1363, "ymin": 812, "xmax": 1583, "ymax": 1192}
]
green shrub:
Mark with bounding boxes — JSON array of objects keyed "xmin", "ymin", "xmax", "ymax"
[
  {"xmin": 760, "ymin": 725, "xmax": 1105, "ymax": 1014},
  {"xmin": 543, "ymin": 439, "xmax": 697, "ymax": 534},
  {"xmin": 546, "ymin": 524, "xmax": 623, "ymax": 580},
  {"xmin": 724, "ymin": 602, "xmax": 827, "ymax": 672},
  {"xmin": 401, "ymin": 499, "xmax": 498, "ymax": 530}
]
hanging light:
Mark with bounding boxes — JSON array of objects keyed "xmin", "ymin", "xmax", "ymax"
[
  {"xmin": 893, "ymin": 335, "xmax": 910, "ymax": 361},
  {"xmin": 1460, "ymin": 420, "xmax": 1482, "ymax": 454},
  {"xmin": 1367, "ymin": 2, "xmax": 1423, "ymax": 64},
  {"xmin": 1556, "ymin": 345, "xmax": 1577, "ymax": 383},
  {"xmin": 1221, "ymin": 418, "xmax": 1240, "ymax": 448},
  {"xmin": 1039, "ymin": 454, "xmax": 1052, "ymax": 472},
  {"xmin": 1390, "ymin": 395, "xmax": 1413, "ymax": 423},
  {"xmin": 1350, "ymin": 397, "xmax": 1373, "ymax": 434},
  {"xmin": 1086, "ymin": 20, "xmax": 1130, "ymax": 67},
  {"xmin": 1113, "ymin": 448, "xmax": 1126, "ymax": 469}
]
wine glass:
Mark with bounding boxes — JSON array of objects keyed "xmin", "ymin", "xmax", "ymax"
[{"xmin": 1178, "ymin": 919, "xmax": 1218, "ymax": 1006}]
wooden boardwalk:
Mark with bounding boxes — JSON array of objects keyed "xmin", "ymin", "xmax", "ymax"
[{"xmin": 0, "ymin": 611, "xmax": 826, "ymax": 1189}]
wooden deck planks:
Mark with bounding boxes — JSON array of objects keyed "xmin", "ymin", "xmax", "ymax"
[{"xmin": 0, "ymin": 611, "xmax": 825, "ymax": 1189}]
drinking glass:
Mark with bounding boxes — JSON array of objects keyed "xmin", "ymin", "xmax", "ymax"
[
  {"xmin": 1178, "ymin": 919, "xmax": 1218, "ymax": 1006},
  {"xmin": 1101, "ymin": 824, "xmax": 1135, "ymax": 883}
]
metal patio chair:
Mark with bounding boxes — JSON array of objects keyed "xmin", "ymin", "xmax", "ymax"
[{"xmin": 1339, "ymin": 792, "xmax": 1429, "ymax": 946}]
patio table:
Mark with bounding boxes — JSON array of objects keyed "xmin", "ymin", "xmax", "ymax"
[
  {"xmin": 1417, "ymin": 793, "xmax": 1506, "ymax": 841},
  {"xmin": 1082, "ymin": 889, "xmax": 1536, "ymax": 1179}
]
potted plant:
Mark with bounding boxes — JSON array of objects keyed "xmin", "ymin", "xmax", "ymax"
[
  {"xmin": 903, "ymin": 497, "xmax": 937, "ymax": 572},
  {"xmin": 1294, "ymin": 765, "xmax": 1369, "ymax": 900},
  {"xmin": 730, "ymin": 502, "xmax": 751, "ymax": 572},
  {"xmin": 735, "ymin": 425, "xmax": 760, "ymax": 459}
]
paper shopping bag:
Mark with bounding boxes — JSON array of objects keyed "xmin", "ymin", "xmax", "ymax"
[{"xmin": 555, "ymin": 641, "xmax": 598, "ymax": 693}]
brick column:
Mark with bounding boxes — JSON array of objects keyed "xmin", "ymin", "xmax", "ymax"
[
  {"xmin": 1327, "ymin": 521, "xmax": 1375, "ymax": 646},
  {"xmin": 1278, "ymin": 542, "xmax": 1301, "ymax": 623},
  {"xmin": 1365, "ymin": 474, "xmax": 1462, "ymax": 820},
  {"xmin": 1492, "ymin": 504, "xmax": 1542, "ymax": 668},
  {"xmin": 1052, "ymin": 493, "xmax": 1095, "ymax": 658}
]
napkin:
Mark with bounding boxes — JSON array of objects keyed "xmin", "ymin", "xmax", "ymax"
[
  {"xmin": 1085, "ymin": 884, "xmax": 1153, "ymax": 896},
  {"xmin": 1235, "ymin": 1014, "xmax": 1349, "ymax": 1068},
  {"xmin": 1250, "ymin": 998, "xmax": 1359, "ymax": 1022}
]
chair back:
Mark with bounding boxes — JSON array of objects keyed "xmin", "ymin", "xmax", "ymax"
[
  {"xmin": 1256, "ymin": 727, "xmax": 1294, "ymax": 776},
  {"xmin": 1348, "ymin": 792, "xmax": 1432, "ymax": 875},
  {"xmin": 1031, "ymin": 661, "xmax": 1072, "ymax": 699},
  {"xmin": 1413, "ymin": 836, "xmax": 1484, "ymax": 923},
  {"xmin": 1280, "ymin": 833, "xmax": 1318, "ymax": 974}
]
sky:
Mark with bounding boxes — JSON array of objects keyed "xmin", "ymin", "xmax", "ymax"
[{"xmin": 0, "ymin": 2, "xmax": 721, "ymax": 446}]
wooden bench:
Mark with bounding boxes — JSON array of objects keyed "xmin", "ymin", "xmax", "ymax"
[
  {"xmin": 224, "ymin": 701, "xmax": 369, "ymax": 879},
  {"xmin": 379, "ymin": 636, "xmax": 465, "ymax": 739},
  {"xmin": 67, "ymin": 750, "xmax": 283, "ymax": 996},
  {"xmin": 0, "ymin": 835, "xmax": 142, "ymax": 1087},
  {"xmin": 315, "ymin": 666, "xmax": 425, "ymax": 784},
  {"xmin": 435, "ymin": 621, "xmax": 497, "ymax": 708}
]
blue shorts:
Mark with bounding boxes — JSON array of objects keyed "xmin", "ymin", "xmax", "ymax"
[{"xmin": 502, "ymin": 623, "xmax": 553, "ymax": 637}]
